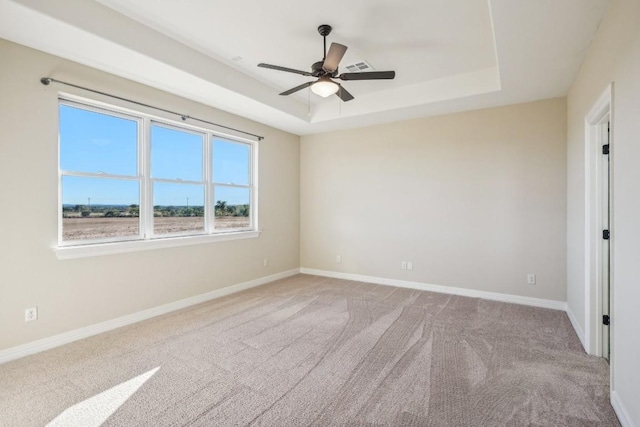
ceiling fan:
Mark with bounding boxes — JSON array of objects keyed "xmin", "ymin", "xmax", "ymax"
[{"xmin": 258, "ymin": 25, "xmax": 396, "ymax": 102}]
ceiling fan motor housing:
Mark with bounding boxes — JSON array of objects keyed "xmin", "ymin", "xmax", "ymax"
[{"xmin": 312, "ymin": 61, "xmax": 337, "ymax": 77}]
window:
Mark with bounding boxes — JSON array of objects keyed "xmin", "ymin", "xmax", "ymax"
[
  {"xmin": 213, "ymin": 138, "xmax": 251, "ymax": 230},
  {"xmin": 59, "ymin": 103, "xmax": 141, "ymax": 242},
  {"xmin": 150, "ymin": 124, "xmax": 205, "ymax": 236},
  {"xmin": 58, "ymin": 98, "xmax": 257, "ymax": 253}
]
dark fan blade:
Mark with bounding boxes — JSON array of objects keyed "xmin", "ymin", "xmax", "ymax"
[
  {"xmin": 258, "ymin": 63, "xmax": 313, "ymax": 77},
  {"xmin": 336, "ymin": 85, "xmax": 354, "ymax": 102},
  {"xmin": 279, "ymin": 81, "xmax": 313, "ymax": 96},
  {"xmin": 323, "ymin": 43, "xmax": 347, "ymax": 72},
  {"xmin": 338, "ymin": 71, "xmax": 396, "ymax": 81}
]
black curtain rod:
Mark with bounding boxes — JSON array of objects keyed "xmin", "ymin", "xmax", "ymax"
[{"xmin": 40, "ymin": 77, "xmax": 264, "ymax": 141}]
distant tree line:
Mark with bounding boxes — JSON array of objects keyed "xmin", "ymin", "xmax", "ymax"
[
  {"xmin": 152, "ymin": 206, "xmax": 203, "ymax": 218},
  {"xmin": 215, "ymin": 200, "xmax": 249, "ymax": 217},
  {"xmin": 62, "ymin": 204, "xmax": 140, "ymax": 218},
  {"xmin": 62, "ymin": 201, "xmax": 248, "ymax": 218}
]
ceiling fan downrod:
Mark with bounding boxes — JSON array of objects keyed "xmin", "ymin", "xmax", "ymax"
[{"xmin": 318, "ymin": 24, "xmax": 332, "ymax": 60}]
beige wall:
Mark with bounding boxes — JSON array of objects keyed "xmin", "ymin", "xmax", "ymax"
[
  {"xmin": 566, "ymin": 0, "xmax": 640, "ymax": 423},
  {"xmin": 0, "ymin": 39, "xmax": 300, "ymax": 351},
  {"xmin": 301, "ymin": 98, "xmax": 567, "ymax": 302}
]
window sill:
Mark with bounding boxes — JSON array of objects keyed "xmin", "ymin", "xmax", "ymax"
[{"xmin": 54, "ymin": 230, "xmax": 261, "ymax": 260}]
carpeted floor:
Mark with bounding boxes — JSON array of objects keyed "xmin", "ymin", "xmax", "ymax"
[{"xmin": 0, "ymin": 274, "xmax": 619, "ymax": 426}]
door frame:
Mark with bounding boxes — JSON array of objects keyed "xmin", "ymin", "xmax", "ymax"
[{"xmin": 584, "ymin": 83, "xmax": 613, "ymax": 361}]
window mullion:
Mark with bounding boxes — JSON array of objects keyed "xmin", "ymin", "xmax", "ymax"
[
  {"xmin": 142, "ymin": 117, "xmax": 153, "ymax": 239},
  {"xmin": 204, "ymin": 133, "xmax": 213, "ymax": 234},
  {"xmin": 209, "ymin": 135, "xmax": 216, "ymax": 232},
  {"xmin": 251, "ymin": 142, "xmax": 257, "ymax": 231}
]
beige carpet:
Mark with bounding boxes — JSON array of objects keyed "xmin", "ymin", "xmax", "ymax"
[{"xmin": 0, "ymin": 274, "xmax": 619, "ymax": 426}]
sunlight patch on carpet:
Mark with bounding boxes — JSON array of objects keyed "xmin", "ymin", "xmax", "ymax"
[{"xmin": 47, "ymin": 366, "xmax": 160, "ymax": 427}]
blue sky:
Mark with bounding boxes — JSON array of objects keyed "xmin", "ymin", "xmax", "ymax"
[{"xmin": 60, "ymin": 104, "xmax": 250, "ymax": 206}]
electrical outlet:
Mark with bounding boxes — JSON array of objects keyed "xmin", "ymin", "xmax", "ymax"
[
  {"xmin": 25, "ymin": 307, "xmax": 38, "ymax": 322},
  {"xmin": 336, "ymin": 255, "xmax": 342, "ymax": 263},
  {"xmin": 407, "ymin": 262, "xmax": 413, "ymax": 271},
  {"xmin": 527, "ymin": 274, "xmax": 536, "ymax": 285},
  {"xmin": 263, "ymin": 258, "xmax": 268, "ymax": 267},
  {"xmin": 401, "ymin": 261, "xmax": 407, "ymax": 270}
]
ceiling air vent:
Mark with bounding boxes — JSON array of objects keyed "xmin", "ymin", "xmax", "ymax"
[{"xmin": 343, "ymin": 60, "xmax": 375, "ymax": 73}]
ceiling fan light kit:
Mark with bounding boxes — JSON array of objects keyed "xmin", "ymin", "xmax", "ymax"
[
  {"xmin": 258, "ymin": 24, "xmax": 396, "ymax": 102},
  {"xmin": 311, "ymin": 76, "xmax": 339, "ymax": 97}
]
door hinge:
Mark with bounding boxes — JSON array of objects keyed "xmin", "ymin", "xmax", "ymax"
[
  {"xmin": 603, "ymin": 315, "xmax": 610, "ymax": 326},
  {"xmin": 603, "ymin": 230, "xmax": 610, "ymax": 240},
  {"xmin": 603, "ymin": 144, "xmax": 610, "ymax": 155}
]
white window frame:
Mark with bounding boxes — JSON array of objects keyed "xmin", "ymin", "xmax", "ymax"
[{"xmin": 55, "ymin": 96, "xmax": 259, "ymax": 260}]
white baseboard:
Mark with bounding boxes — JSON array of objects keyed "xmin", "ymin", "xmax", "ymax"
[
  {"xmin": 565, "ymin": 305, "xmax": 587, "ymax": 352},
  {"xmin": 300, "ymin": 268, "xmax": 567, "ymax": 311},
  {"xmin": 0, "ymin": 268, "xmax": 300, "ymax": 365},
  {"xmin": 611, "ymin": 390, "xmax": 635, "ymax": 427}
]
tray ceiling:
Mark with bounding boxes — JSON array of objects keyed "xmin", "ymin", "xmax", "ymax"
[{"xmin": 0, "ymin": 0, "xmax": 609, "ymax": 135}]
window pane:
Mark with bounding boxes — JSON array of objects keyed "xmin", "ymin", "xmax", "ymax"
[
  {"xmin": 152, "ymin": 125, "xmax": 203, "ymax": 181},
  {"xmin": 59, "ymin": 104, "xmax": 137, "ymax": 176},
  {"xmin": 213, "ymin": 139, "xmax": 250, "ymax": 185},
  {"xmin": 214, "ymin": 186, "xmax": 250, "ymax": 230},
  {"xmin": 61, "ymin": 176, "xmax": 139, "ymax": 241},
  {"xmin": 153, "ymin": 182, "xmax": 204, "ymax": 235}
]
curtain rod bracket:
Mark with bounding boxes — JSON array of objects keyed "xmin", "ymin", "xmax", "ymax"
[{"xmin": 40, "ymin": 77, "xmax": 52, "ymax": 85}]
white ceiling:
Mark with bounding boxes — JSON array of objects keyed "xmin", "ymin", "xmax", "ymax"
[{"xmin": 0, "ymin": 0, "xmax": 609, "ymax": 135}]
